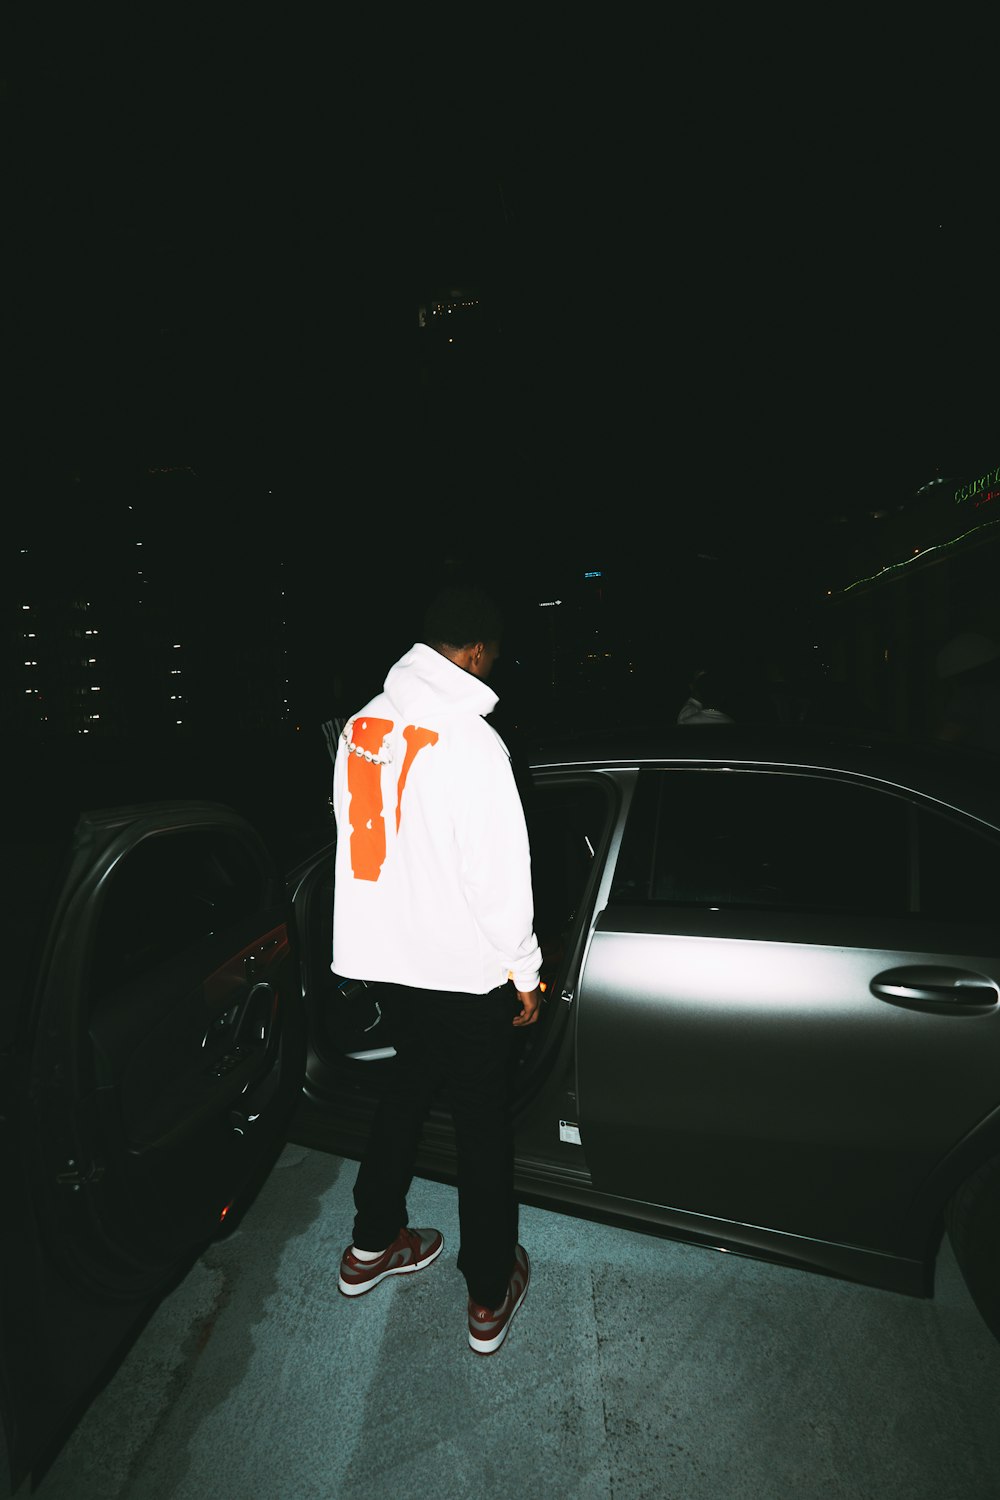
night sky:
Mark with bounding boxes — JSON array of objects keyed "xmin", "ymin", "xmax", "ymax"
[{"xmin": 6, "ymin": 41, "xmax": 997, "ymax": 613}]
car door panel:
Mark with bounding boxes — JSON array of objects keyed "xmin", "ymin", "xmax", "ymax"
[
  {"xmin": 576, "ymin": 763, "xmax": 1000, "ymax": 1261},
  {"xmin": 577, "ymin": 912, "xmax": 1000, "ymax": 1255},
  {"xmin": 2, "ymin": 801, "xmax": 308, "ymax": 1496},
  {"xmin": 91, "ymin": 923, "xmax": 290, "ymax": 1157},
  {"xmin": 27, "ymin": 804, "xmax": 306, "ymax": 1278}
]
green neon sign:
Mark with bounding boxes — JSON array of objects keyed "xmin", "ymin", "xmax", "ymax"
[{"xmin": 955, "ymin": 463, "xmax": 1000, "ymax": 504}]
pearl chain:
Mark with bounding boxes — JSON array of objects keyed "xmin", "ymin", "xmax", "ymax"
[{"xmin": 341, "ymin": 724, "xmax": 393, "ymax": 765}]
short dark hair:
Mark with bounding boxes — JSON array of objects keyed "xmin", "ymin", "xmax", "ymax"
[{"xmin": 422, "ymin": 582, "xmax": 504, "ymax": 649}]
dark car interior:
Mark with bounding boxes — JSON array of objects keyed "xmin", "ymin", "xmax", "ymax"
[{"xmin": 304, "ymin": 777, "xmax": 613, "ymax": 1097}]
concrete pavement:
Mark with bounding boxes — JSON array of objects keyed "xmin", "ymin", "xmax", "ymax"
[{"xmin": 23, "ymin": 1143, "xmax": 1000, "ymax": 1499}]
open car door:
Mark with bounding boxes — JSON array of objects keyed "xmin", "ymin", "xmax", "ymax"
[{"xmin": 1, "ymin": 800, "xmax": 306, "ymax": 1494}]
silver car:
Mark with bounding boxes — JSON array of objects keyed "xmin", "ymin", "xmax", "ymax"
[
  {"xmin": 296, "ymin": 724, "xmax": 1000, "ymax": 1348},
  {"xmin": 6, "ymin": 724, "xmax": 1000, "ymax": 1491}
]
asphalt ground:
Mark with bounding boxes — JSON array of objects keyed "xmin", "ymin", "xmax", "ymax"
[{"xmin": 21, "ymin": 1143, "xmax": 1000, "ymax": 1500}]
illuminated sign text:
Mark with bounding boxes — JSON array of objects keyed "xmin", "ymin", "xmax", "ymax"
[{"xmin": 955, "ymin": 463, "xmax": 1000, "ymax": 503}]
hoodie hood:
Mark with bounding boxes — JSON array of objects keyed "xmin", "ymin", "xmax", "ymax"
[{"xmin": 384, "ymin": 641, "xmax": 498, "ymax": 723}]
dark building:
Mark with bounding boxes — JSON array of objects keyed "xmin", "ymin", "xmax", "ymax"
[
  {"xmin": 816, "ymin": 457, "xmax": 1000, "ymax": 741},
  {"xmin": 6, "ymin": 469, "xmax": 295, "ymax": 744}
]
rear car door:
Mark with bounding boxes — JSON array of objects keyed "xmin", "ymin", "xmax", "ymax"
[
  {"xmin": 575, "ymin": 765, "xmax": 1000, "ymax": 1276},
  {"xmin": 1, "ymin": 800, "xmax": 306, "ymax": 1492}
]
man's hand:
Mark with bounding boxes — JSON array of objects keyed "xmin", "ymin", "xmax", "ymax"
[{"xmin": 513, "ymin": 986, "xmax": 542, "ymax": 1027}]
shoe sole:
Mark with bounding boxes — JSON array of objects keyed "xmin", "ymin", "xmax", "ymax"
[
  {"xmin": 468, "ymin": 1270, "xmax": 530, "ymax": 1355},
  {"xmin": 338, "ymin": 1237, "xmax": 443, "ymax": 1297}
]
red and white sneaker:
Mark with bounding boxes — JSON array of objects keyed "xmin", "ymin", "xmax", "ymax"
[
  {"xmin": 467, "ymin": 1244, "xmax": 530, "ymax": 1355},
  {"xmin": 338, "ymin": 1226, "xmax": 444, "ymax": 1297}
]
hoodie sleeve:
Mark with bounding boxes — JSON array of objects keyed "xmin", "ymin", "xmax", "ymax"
[{"xmin": 454, "ymin": 726, "xmax": 543, "ymax": 992}]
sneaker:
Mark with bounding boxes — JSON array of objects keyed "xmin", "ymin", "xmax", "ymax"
[
  {"xmin": 467, "ymin": 1244, "xmax": 530, "ymax": 1355},
  {"xmin": 338, "ymin": 1226, "xmax": 444, "ymax": 1297}
]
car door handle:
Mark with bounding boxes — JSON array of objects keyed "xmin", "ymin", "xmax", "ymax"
[{"xmin": 870, "ymin": 965, "xmax": 999, "ymax": 1014}]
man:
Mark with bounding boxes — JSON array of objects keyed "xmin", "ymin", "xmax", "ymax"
[
  {"xmin": 676, "ymin": 666, "xmax": 736, "ymax": 724},
  {"xmin": 331, "ymin": 581, "xmax": 542, "ymax": 1355}
]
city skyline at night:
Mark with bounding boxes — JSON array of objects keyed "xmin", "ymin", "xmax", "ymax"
[{"xmin": 6, "ymin": 45, "xmax": 996, "ymax": 724}]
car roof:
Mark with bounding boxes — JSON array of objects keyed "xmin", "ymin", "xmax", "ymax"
[{"xmin": 524, "ymin": 724, "xmax": 1000, "ymax": 823}]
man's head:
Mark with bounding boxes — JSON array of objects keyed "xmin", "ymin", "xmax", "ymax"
[{"xmin": 422, "ymin": 583, "xmax": 504, "ymax": 681}]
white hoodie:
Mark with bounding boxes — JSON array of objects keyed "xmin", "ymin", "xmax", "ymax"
[
  {"xmin": 331, "ymin": 642, "xmax": 543, "ymax": 995},
  {"xmin": 676, "ymin": 696, "xmax": 734, "ymax": 725}
]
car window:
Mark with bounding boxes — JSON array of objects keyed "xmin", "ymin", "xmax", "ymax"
[
  {"xmin": 88, "ymin": 828, "xmax": 269, "ymax": 1007},
  {"xmin": 610, "ymin": 768, "xmax": 910, "ymax": 917},
  {"xmin": 917, "ymin": 807, "xmax": 1000, "ymax": 924},
  {"xmin": 523, "ymin": 778, "xmax": 612, "ymax": 975}
]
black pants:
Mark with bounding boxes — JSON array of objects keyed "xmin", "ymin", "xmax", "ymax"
[{"xmin": 351, "ymin": 982, "xmax": 518, "ymax": 1310}]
